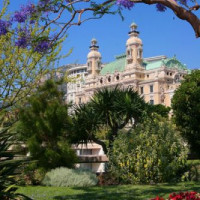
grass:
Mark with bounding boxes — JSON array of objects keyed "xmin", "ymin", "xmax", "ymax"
[{"xmin": 17, "ymin": 182, "xmax": 200, "ymax": 200}]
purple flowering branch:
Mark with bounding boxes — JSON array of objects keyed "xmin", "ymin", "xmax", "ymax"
[
  {"xmin": 35, "ymin": 0, "xmax": 200, "ymax": 38},
  {"xmin": 1, "ymin": 0, "xmax": 200, "ymax": 52}
]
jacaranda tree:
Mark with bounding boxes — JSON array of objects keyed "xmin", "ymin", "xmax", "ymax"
[
  {"xmin": 0, "ymin": 2, "xmax": 65, "ymax": 197},
  {"xmin": 0, "ymin": 1, "xmax": 65, "ymax": 131},
  {"xmin": 2, "ymin": 0, "xmax": 200, "ymax": 46}
]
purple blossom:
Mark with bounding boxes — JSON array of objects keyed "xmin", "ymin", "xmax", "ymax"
[
  {"xmin": 65, "ymin": 0, "xmax": 75, "ymax": 2},
  {"xmin": 15, "ymin": 37, "xmax": 28, "ymax": 48},
  {"xmin": 30, "ymin": 20, "xmax": 35, "ymax": 24},
  {"xmin": 24, "ymin": 3, "xmax": 36, "ymax": 14},
  {"xmin": 116, "ymin": 0, "xmax": 134, "ymax": 9},
  {"xmin": 0, "ymin": 20, "xmax": 11, "ymax": 36},
  {"xmin": 38, "ymin": 0, "xmax": 51, "ymax": 8},
  {"xmin": 15, "ymin": 28, "xmax": 31, "ymax": 48},
  {"xmin": 156, "ymin": 3, "xmax": 167, "ymax": 12},
  {"xmin": 13, "ymin": 3, "xmax": 36, "ymax": 23},
  {"xmin": 13, "ymin": 11, "xmax": 27, "ymax": 23},
  {"xmin": 35, "ymin": 40, "xmax": 51, "ymax": 53}
]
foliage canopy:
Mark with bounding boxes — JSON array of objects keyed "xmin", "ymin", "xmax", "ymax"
[
  {"xmin": 109, "ymin": 114, "xmax": 188, "ymax": 184},
  {"xmin": 172, "ymin": 70, "xmax": 200, "ymax": 156}
]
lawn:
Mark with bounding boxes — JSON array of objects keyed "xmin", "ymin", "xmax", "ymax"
[{"xmin": 17, "ymin": 182, "xmax": 200, "ymax": 200}]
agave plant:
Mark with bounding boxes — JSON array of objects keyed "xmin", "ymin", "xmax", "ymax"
[{"xmin": 0, "ymin": 125, "xmax": 31, "ymax": 200}]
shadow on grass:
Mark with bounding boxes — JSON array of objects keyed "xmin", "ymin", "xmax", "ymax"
[{"xmin": 53, "ymin": 182, "xmax": 200, "ymax": 200}]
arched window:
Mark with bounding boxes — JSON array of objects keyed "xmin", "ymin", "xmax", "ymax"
[
  {"xmin": 127, "ymin": 48, "xmax": 132, "ymax": 58},
  {"xmin": 174, "ymin": 74, "xmax": 180, "ymax": 83},
  {"xmin": 116, "ymin": 75, "xmax": 119, "ymax": 81},
  {"xmin": 137, "ymin": 48, "xmax": 142, "ymax": 58},
  {"xmin": 98, "ymin": 62, "xmax": 101, "ymax": 70}
]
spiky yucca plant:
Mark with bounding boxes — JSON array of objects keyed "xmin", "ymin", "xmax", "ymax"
[{"xmin": 0, "ymin": 127, "xmax": 31, "ymax": 200}]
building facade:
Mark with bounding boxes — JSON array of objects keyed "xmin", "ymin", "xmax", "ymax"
[
  {"xmin": 72, "ymin": 143, "xmax": 108, "ymax": 173},
  {"xmin": 69, "ymin": 22, "xmax": 189, "ymax": 107}
]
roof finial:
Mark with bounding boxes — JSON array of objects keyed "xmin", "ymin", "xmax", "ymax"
[
  {"xmin": 91, "ymin": 38, "xmax": 97, "ymax": 46},
  {"xmin": 128, "ymin": 21, "xmax": 139, "ymax": 36},
  {"xmin": 130, "ymin": 21, "xmax": 137, "ymax": 32}
]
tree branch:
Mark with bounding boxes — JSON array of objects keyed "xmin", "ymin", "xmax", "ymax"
[{"xmin": 134, "ymin": 0, "xmax": 200, "ymax": 37}]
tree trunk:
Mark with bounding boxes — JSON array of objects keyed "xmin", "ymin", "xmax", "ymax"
[
  {"xmin": 137, "ymin": 0, "xmax": 200, "ymax": 38},
  {"xmin": 108, "ymin": 127, "xmax": 118, "ymax": 152},
  {"xmin": 92, "ymin": 137, "xmax": 108, "ymax": 154}
]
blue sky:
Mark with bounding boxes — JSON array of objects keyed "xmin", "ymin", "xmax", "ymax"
[{"xmin": 3, "ymin": 1, "xmax": 200, "ymax": 69}]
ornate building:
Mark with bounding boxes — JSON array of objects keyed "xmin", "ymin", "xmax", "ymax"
[{"xmin": 68, "ymin": 22, "xmax": 189, "ymax": 107}]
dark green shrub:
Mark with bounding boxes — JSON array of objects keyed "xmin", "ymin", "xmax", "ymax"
[
  {"xmin": 15, "ymin": 162, "xmax": 46, "ymax": 186},
  {"xmin": 42, "ymin": 167, "xmax": 98, "ymax": 187},
  {"xmin": 16, "ymin": 80, "xmax": 77, "ymax": 172},
  {"xmin": 109, "ymin": 115, "xmax": 188, "ymax": 184},
  {"xmin": 172, "ymin": 70, "xmax": 200, "ymax": 156},
  {"xmin": 182, "ymin": 160, "xmax": 200, "ymax": 181},
  {"xmin": 0, "ymin": 129, "xmax": 31, "ymax": 199}
]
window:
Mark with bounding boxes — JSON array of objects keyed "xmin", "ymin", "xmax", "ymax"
[
  {"xmin": 127, "ymin": 49, "xmax": 132, "ymax": 56},
  {"xmin": 79, "ymin": 98, "xmax": 82, "ymax": 104},
  {"xmin": 98, "ymin": 62, "xmax": 101, "ymax": 69},
  {"xmin": 147, "ymin": 74, "xmax": 149, "ymax": 78},
  {"xmin": 80, "ymin": 149, "xmax": 92, "ymax": 155},
  {"xmin": 100, "ymin": 78, "xmax": 103, "ymax": 84},
  {"xmin": 87, "ymin": 61, "xmax": 92, "ymax": 69},
  {"xmin": 79, "ymin": 163, "xmax": 92, "ymax": 170},
  {"xmin": 108, "ymin": 76, "xmax": 111, "ymax": 82},
  {"xmin": 174, "ymin": 75, "xmax": 180, "ymax": 83},
  {"xmin": 150, "ymin": 100, "xmax": 154, "ymax": 105},
  {"xmin": 137, "ymin": 49, "xmax": 142, "ymax": 58},
  {"xmin": 150, "ymin": 85, "xmax": 154, "ymax": 93},
  {"xmin": 140, "ymin": 87, "xmax": 144, "ymax": 94},
  {"xmin": 116, "ymin": 75, "xmax": 119, "ymax": 81}
]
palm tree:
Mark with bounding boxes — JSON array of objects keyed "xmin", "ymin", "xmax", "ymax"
[
  {"xmin": 71, "ymin": 102, "xmax": 107, "ymax": 153},
  {"xmin": 72, "ymin": 86, "xmax": 147, "ymax": 153}
]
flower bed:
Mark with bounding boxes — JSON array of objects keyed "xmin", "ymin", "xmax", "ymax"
[{"xmin": 151, "ymin": 191, "xmax": 200, "ymax": 200}]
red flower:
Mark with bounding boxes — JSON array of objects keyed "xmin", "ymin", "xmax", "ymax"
[{"xmin": 151, "ymin": 191, "xmax": 200, "ymax": 200}]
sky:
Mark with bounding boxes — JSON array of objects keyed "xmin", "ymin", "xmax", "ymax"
[{"xmin": 3, "ymin": 1, "xmax": 200, "ymax": 69}]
